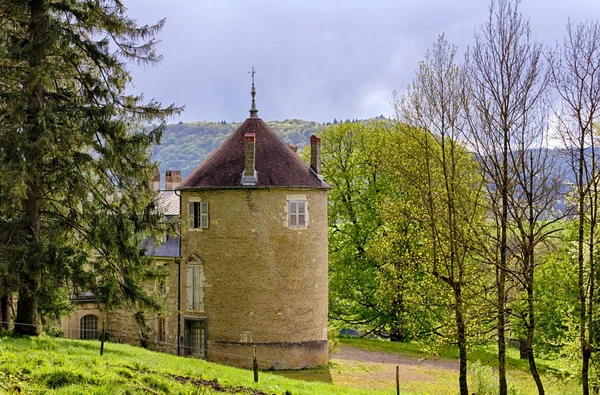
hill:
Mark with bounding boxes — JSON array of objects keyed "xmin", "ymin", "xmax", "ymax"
[
  {"xmin": 152, "ymin": 119, "xmax": 324, "ymax": 180},
  {"xmin": 0, "ymin": 335, "xmax": 381, "ymax": 395},
  {"xmin": 0, "ymin": 335, "xmax": 579, "ymax": 394}
]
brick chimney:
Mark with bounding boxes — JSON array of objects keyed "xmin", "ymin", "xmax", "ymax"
[
  {"xmin": 310, "ymin": 135, "xmax": 321, "ymax": 174},
  {"xmin": 242, "ymin": 133, "xmax": 257, "ymax": 185},
  {"xmin": 151, "ymin": 167, "xmax": 160, "ymax": 192},
  {"xmin": 165, "ymin": 170, "xmax": 182, "ymax": 190}
]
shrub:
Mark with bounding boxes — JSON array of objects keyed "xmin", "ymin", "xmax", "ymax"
[
  {"xmin": 328, "ymin": 327, "xmax": 340, "ymax": 359},
  {"xmin": 468, "ymin": 361, "xmax": 521, "ymax": 395},
  {"xmin": 42, "ymin": 325, "xmax": 64, "ymax": 338}
]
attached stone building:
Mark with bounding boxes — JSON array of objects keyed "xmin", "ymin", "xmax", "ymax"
[{"xmin": 61, "ymin": 86, "xmax": 330, "ymax": 370}]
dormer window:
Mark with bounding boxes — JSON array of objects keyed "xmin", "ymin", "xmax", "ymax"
[{"xmin": 189, "ymin": 201, "xmax": 209, "ymax": 229}]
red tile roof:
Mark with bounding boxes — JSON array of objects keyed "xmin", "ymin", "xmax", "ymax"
[{"xmin": 178, "ymin": 118, "xmax": 328, "ymax": 190}]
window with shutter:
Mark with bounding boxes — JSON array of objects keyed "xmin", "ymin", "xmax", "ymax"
[
  {"xmin": 189, "ymin": 201, "xmax": 209, "ymax": 229},
  {"xmin": 186, "ymin": 265, "xmax": 203, "ymax": 311}
]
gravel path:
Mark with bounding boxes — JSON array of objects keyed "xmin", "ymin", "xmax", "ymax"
[
  {"xmin": 335, "ymin": 345, "xmax": 460, "ymax": 371},
  {"xmin": 331, "ymin": 345, "xmax": 460, "ymax": 388}
]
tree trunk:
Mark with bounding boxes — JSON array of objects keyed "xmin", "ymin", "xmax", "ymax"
[
  {"xmin": 455, "ymin": 288, "xmax": 469, "ymax": 395},
  {"xmin": 498, "ymin": 263, "xmax": 507, "ymax": 395},
  {"xmin": 527, "ymin": 287, "xmax": 544, "ymax": 394},
  {"xmin": 0, "ymin": 292, "xmax": 10, "ymax": 330},
  {"xmin": 519, "ymin": 340, "xmax": 528, "ymax": 360},
  {"xmin": 15, "ymin": 277, "xmax": 38, "ymax": 336},
  {"xmin": 14, "ymin": 0, "xmax": 47, "ymax": 336},
  {"xmin": 577, "ymin": 143, "xmax": 589, "ymax": 395},
  {"xmin": 498, "ymin": 131, "xmax": 509, "ymax": 395}
]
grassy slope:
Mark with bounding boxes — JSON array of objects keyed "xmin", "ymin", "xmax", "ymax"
[
  {"xmin": 0, "ymin": 335, "xmax": 388, "ymax": 395},
  {"xmin": 0, "ymin": 335, "xmax": 580, "ymax": 394}
]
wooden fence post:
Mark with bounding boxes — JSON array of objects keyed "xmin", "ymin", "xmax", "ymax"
[
  {"xmin": 100, "ymin": 319, "xmax": 106, "ymax": 356},
  {"xmin": 253, "ymin": 346, "xmax": 258, "ymax": 383},
  {"xmin": 396, "ymin": 365, "xmax": 400, "ymax": 395}
]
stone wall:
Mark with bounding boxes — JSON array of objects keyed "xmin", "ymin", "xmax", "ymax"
[
  {"xmin": 62, "ymin": 258, "xmax": 181, "ymax": 355},
  {"xmin": 180, "ymin": 188, "xmax": 329, "ymax": 369}
]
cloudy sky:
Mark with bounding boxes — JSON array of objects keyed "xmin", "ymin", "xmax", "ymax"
[{"xmin": 124, "ymin": 0, "xmax": 599, "ymax": 123}]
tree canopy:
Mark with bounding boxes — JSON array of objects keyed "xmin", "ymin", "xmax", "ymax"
[{"xmin": 0, "ymin": 0, "xmax": 179, "ymax": 334}]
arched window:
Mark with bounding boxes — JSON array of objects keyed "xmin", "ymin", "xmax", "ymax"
[{"xmin": 80, "ymin": 314, "xmax": 98, "ymax": 340}]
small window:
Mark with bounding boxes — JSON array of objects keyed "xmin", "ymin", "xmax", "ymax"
[
  {"xmin": 80, "ymin": 314, "xmax": 98, "ymax": 340},
  {"xmin": 288, "ymin": 200, "xmax": 307, "ymax": 228},
  {"xmin": 188, "ymin": 201, "xmax": 209, "ymax": 229},
  {"xmin": 187, "ymin": 265, "xmax": 203, "ymax": 311}
]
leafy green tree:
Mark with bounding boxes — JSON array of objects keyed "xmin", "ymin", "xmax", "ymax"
[
  {"xmin": 323, "ymin": 121, "xmax": 440, "ymax": 340},
  {"xmin": 0, "ymin": 0, "xmax": 179, "ymax": 335},
  {"xmin": 531, "ymin": 222, "xmax": 579, "ymax": 356}
]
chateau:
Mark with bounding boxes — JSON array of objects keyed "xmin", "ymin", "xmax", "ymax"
[{"xmin": 60, "ymin": 81, "xmax": 330, "ymax": 369}]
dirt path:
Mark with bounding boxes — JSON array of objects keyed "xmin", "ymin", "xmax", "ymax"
[
  {"xmin": 278, "ymin": 345, "xmax": 548, "ymax": 394},
  {"xmin": 325, "ymin": 345, "xmax": 460, "ymax": 392},
  {"xmin": 335, "ymin": 345, "xmax": 460, "ymax": 371}
]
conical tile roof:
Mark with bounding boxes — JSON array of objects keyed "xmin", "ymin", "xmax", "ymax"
[{"xmin": 178, "ymin": 118, "xmax": 328, "ymax": 190}]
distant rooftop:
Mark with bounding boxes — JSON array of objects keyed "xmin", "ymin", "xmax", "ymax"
[{"xmin": 157, "ymin": 190, "xmax": 179, "ymax": 216}]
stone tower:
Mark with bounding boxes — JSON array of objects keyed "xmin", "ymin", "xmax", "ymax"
[{"xmin": 176, "ymin": 81, "xmax": 329, "ymax": 369}]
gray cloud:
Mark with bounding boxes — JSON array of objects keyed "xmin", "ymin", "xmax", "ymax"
[{"xmin": 124, "ymin": 0, "xmax": 600, "ymax": 123}]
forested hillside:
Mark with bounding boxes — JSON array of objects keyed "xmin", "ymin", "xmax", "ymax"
[{"xmin": 152, "ymin": 119, "xmax": 323, "ymax": 178}]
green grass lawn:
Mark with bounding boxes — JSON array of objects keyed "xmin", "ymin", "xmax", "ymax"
[
  {"xmin": 0, "ymin": 334, "xmax": 580, "ymax": 394},
  {"xmin": 0, "ymin": 335, "xmax": 388, "ymax": 395}
]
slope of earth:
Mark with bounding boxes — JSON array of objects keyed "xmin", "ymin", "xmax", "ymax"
[{"xmin": 0, "ymin": 335, "xmax": 387, "ymax": 395}]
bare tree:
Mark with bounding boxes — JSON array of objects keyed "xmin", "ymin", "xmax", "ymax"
[
  {"xmin": 465, "ymin": 1, "xmax": 548, "ymax": 393},
  {"xmin": 396, "ymin": 34, "xmax": 486, "ymax": 395},
  {"xmin": 549, "ymin": 20, "xmax": 600, "ymax": 395},
  {"xmin": 508, "ymin": 106, "xmax": 565, "ymax": 395}
]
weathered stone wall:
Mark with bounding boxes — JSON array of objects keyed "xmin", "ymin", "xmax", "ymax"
[
  {"xmin": 105, "ymin": 258, "xmax": 181, "ymax": 353},
  {"xmin": 180, "ymin": 188, "xmax": 329, "ymax": 369},
  {"xmin": 209, "ymin": 340, "xmax": 328, "ymax": 370},
  {"xmin": 61, "ymin": 258, "xmax": 181, "ymax": 355}
]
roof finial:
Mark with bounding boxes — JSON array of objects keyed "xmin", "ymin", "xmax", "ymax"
[{"xmin": 249, "ymin": 66, "xmax": 259, "ymax": 118}]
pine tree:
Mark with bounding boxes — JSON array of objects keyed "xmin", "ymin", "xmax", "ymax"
[{"xmin": 0, "ymin": 0, "xmax": 179, "ymax": 335}]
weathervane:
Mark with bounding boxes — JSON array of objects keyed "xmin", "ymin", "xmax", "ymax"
[{"xmin": 249, "ymin": 66, "xmax": 259, "ymax": 118}]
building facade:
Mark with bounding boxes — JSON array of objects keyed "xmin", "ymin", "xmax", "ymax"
[{"xmin": 61, "ymin": 89, "xmax": 330, "ymax": 370}]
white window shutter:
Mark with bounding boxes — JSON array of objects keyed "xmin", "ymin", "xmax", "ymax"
[
  {"xmin": 201, "ymin": 201, "xmax": 209, "ymax": 228},
  {"xmin": 186, "ymin": 267, "xmax": 193, "ymax": 310},
  {"xmin": 193, "ymin": 266, "xmax": 201, "ymax": 310}
]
